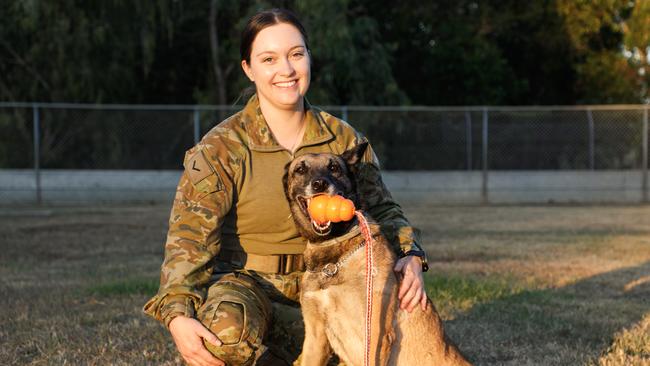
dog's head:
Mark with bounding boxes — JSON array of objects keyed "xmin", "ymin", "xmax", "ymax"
[{"xmin": 283, "ymin": 142, "xmax": 368, "ymax": 242}]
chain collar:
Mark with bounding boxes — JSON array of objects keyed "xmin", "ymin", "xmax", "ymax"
[{"xmin": 306, "ymin": 240, "xmax": 367, "ymax": 278}]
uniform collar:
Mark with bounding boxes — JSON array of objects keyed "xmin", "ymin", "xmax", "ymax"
[{"xmin": 241, "ymin": 94, "xmax": 335, "ymax": 152}]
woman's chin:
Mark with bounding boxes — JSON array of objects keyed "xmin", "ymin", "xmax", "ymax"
[{"xmin": 271, "ymin": 95, "xmax": 304, "ymax": 109}]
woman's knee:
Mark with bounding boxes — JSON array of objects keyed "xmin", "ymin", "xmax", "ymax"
[{"xmin": 197, "ymin": 273, "xmax": 273, "ymax": 365}]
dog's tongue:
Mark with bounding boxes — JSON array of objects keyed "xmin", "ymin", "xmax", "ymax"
[{"xmin": 308, "ymin": 195, "xmax": 355, "ymax": 225}]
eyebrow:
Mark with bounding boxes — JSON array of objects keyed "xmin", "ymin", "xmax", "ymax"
[{"xmin": 255, "ymin": 45, "xmax": 305, "ymax": 57}]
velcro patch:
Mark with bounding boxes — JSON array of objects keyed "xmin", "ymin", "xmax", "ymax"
[
  {"xmin": 185, "ymin": 149, "xmax": 224, "ymax": 196},
  {"xmin": 186, "ymin": 149, "xmax": 214, "ymax": 185}
]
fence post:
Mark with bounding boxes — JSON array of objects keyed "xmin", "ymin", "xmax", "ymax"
[
  {"xmin": 482, "ymin": 107, "xmax": 489, "ymax": 204},
  {"xmin": 193, "ymin": 108, "xmax": 200, "ymax": 144},
  {"xmin": 587, "ymin": 109, "xmax": 595, "ymax": 170},
  {"xmin": 465, "ymin": 111, "xmax": 472, "ymax": 170},
  {"xmin": 32, "ymin": 104, "xmax": 41, "ymax": 204},
  {"xmin": 643, "ymin": 107, "xmax": 648, "ymax": 203},
  {"xmin": 341, "ymin": 105, "xmax": 348, "ymax": 122}
]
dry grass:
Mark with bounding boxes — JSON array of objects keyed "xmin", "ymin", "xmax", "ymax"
[{"xmin": 0, "ymin": 204, "xmax": 649, "ymax": 365}]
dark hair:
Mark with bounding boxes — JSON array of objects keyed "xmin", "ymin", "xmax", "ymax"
[{"xmin": 240, "ymin": 8, "xmax": 309, "ymax": 64}]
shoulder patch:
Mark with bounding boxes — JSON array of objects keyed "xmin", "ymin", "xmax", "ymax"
[
  {"xmin": 186, "ymin": 149, "xmax": 214, "ymax": 184},
  {"xmin": 184, "ymin": 149, "xmax": 224, "ymax": 195}
]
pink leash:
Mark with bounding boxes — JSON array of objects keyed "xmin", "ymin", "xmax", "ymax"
[{"xmin": 355, "ymin": 211, "xmax": 374, "ymax": 366}]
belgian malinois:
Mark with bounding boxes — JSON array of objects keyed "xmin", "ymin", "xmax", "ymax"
[{"xmin": 283, "ymin": 142, "xmax": 471, "ymax": 366}]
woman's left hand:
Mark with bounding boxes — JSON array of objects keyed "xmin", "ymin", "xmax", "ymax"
[{"xmin": 393, "ymin": 255, "xmax": 428, "ymax": 312}]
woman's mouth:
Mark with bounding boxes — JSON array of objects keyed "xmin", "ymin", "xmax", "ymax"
[{"xmin": 274, "ymin": 80, "xmax": 297, "ymax": 88}]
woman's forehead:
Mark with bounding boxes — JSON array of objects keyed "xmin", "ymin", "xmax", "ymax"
[{"xmin": 252, "ymin": 23, "xmax": 306, "ymax": 55}]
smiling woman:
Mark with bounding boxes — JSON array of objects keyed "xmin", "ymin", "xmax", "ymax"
[
  {"xmin": 142, "ymin": 8, "xmax": 429, "ymax": 366},
  {"xmin": 241, "ymin": 19, "xmax": 312, "ymax": 152}
]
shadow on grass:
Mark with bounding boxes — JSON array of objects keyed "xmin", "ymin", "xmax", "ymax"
[{"xmin": 437, "ymin": 261, "xmax": 650, "ymax": 365}]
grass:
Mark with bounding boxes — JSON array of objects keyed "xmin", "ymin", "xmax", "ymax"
[
  {"xmin": 87, "ymin": 278, "xmax": 159, "ymax": 297},
  {"xmin": 425, "ymin": 274, "xmax": 525, "ymax": 317},
  {"xmin": 0, "ymin": 203, "xmax": 649, "ymax": 365}
]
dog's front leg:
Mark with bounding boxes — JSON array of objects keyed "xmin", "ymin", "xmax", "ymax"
[
  {"xmin": 300, "ymin": 298, "xmax": 331, "ymax": 366},
  {"xmin": 373, "ymin": 280, "xmax": 398, "ymax": 366}
]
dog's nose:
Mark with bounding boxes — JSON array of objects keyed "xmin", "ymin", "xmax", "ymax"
[{"xmin": 311, "ymin": 179, "xmax": 329, "ymax": 193}]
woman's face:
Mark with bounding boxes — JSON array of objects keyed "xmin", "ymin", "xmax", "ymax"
[{"xmin": 242, "ymin": 22, "xmax": 311, "ymax": 111}]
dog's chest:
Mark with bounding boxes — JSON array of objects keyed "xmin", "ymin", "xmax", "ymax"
[{"xmin": 302, "ymin": 285, "xmax": 366, "ymax": 360}]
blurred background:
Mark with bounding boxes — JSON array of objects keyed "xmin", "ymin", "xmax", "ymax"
[
  {"xmin": 1, "ymin": 1, "xmax": 649, "ymax": 365},
  {"xmin": 1, "ymin": 0, "xmax": 649, "ymax": 204}
]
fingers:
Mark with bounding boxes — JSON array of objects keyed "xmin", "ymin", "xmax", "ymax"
[
  {"xmin": 182, "ymin": 339, "xmax": 224, "ymax": 366},
  {"xmin": 400, "ymin": 283, "xmax": 417, "ymax": 310},
  {"xmin": 420, "ymin": 290, "xmax": 428, "ymax": 311},
  {"xmin": 198, "ymin": 326, "xmax": 222, "ymax": 347},
  {"xmin": 170, "ymin": 317, "xmax": 224, "ymax": 366},
  {"xmin": 400, "ymin": 281, "xmax": 428, "ymax": 313},
  {"xmin": 398, "ymin": 273, "xmax": 414, "ymax": 300},
  {"xmin": 406, "ymin": 286, "xmax": 423, "ymax": 312}
]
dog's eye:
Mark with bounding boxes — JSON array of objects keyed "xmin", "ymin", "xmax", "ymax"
[
  {"xmin": 328, "ymin": 162, "xmax": 341, "ymax": 173},
  {"xmin": 295, "ymin": 164, "xmax": 307, "ymax": 174}
]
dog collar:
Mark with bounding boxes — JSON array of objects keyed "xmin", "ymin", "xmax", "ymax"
[{"xmin": 306, "ymin": 239, "xmax": 369, "ymax": 278}]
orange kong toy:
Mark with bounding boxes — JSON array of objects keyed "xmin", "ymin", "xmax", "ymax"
[{"xmin": 308, "ymin": 195, "xmax": 355, "ymax": 224}]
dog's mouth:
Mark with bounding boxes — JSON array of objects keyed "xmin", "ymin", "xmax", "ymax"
[{"xmin": 296, "ymin": 193, "xmax": 345, "ymax": 237}]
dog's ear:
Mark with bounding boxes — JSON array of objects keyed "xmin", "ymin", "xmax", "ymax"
[{"xmin": 341, "ymin": 141, "xmax": 369, "ymax": 167}]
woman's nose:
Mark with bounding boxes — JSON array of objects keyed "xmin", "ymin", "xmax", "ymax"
[{"xmin": 278, "ymin": 57, "xmax": 295, "ymax": 76}]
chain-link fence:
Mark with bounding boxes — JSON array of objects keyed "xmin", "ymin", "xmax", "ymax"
[{"xmin": 0, "ymin": 103, "xmax": 648, "ymax": 204}]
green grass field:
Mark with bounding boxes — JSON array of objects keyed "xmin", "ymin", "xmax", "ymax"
[{"xmin": 0, "ymin": 204, "xmax": 648, "ymax": 365}]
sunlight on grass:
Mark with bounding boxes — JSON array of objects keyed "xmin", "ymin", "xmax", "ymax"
[
  {"xmin": 87, "ymin": 278, "xmax": 158, "ymax": 297},
  {"xmin": 590, "ymin": 313, "xmax": 650, "ymax": 366},
  {"xmin": 425, "ymin": 273, "xmax": 527, "ymax": 316}
]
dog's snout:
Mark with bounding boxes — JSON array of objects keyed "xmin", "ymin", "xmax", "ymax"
[{"xmin": 311, "ymin": 179, "xmax": 329, "ymax": 193}]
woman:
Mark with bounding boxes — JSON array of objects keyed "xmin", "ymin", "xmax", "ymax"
[{"xmin": 144, "ymin": 8, "xmax": 428, "ymax": 366}]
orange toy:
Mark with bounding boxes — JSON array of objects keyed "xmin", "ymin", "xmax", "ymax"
[{"xmin": 308, "ymin": 195, "xmax": 355, "ymax": 224}]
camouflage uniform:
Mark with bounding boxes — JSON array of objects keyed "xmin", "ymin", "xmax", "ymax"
[{"xmin": 143, "ymin": 94, "xmax": 423, "ymax": 365}]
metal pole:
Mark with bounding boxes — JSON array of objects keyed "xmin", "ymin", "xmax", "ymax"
[
  {"xmin": 342, "ymin": 105, "xmax": 348, "ymax": 122},
  {"xmin": 587, "ymin": 109, "xmax": 595, "ymax": 170},
  {"xmin": 643, "ymin": 107, "xmax": 648, "ymax": 203},
  {"xmin": 465, "ymin": 111, "xmax": 472, "ymax": 170},
  {"xmin": 33, "ymin": 104, "xmax": 41, "ymax": 204},
  {"xmin": 482, "ymin": 107, "xmax": 489, "ymax": 204},
  {"xmin": 193, "ymin": 108, "xmax": 200, "ymax": 144}
]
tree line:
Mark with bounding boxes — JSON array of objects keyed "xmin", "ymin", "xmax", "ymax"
[{"xmin": 2, "ymin": 0, "xmax": 649, "ymax": 106}]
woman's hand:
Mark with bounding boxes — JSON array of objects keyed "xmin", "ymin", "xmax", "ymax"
[
  {"xmin": 168, "ymin": 316, "xmax": 224, "ymax": 366},
  {"xmin": 393, "ymin": 255, "xmax": 428, "ymax": 312}
]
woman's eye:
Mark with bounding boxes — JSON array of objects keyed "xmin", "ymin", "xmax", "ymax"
[
  {"xmin": 263, "ymin": 57, "xmax": 274, "ymax": 63},
  {"xmin": 292, "ymin": 52, "xmax": 304, "ymax": 58}
]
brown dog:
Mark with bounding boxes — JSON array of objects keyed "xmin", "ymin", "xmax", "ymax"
[{"xmin": 283, "ymin": 143, "xmax": 471, "ymax": 366}]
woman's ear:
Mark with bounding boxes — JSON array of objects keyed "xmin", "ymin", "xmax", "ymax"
[{"xmin": 241, "ymin": 60, "xmax": 254, "ymax": 82}]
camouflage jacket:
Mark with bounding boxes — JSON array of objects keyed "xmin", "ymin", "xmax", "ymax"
[{"xmin": 143, "ymin": 94, "xmax": 422, "ymax": 327}]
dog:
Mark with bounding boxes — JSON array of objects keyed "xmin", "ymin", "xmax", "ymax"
[{"xmin": 283, "ymin": 142, "xmax": 471, "ymax": 366}]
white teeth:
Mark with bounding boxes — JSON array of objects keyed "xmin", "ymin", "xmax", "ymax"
[{"xmin": 274, "ymin": 80, "xmax": 296, "ymax": 88}]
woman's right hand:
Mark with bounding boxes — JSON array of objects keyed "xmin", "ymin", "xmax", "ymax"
[{"xmin": 168, "ymin": 316, "xmax": 225, "ymax": 366}]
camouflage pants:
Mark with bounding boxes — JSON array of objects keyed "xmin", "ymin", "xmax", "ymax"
[{"xmin": 196, "ymin": 270, "xmax": 306, "ymax": 365}]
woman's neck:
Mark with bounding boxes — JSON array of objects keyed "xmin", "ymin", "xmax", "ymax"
[{"xmin": 258, "ymin": 97, "xmax": 306, "ymax": 152}]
